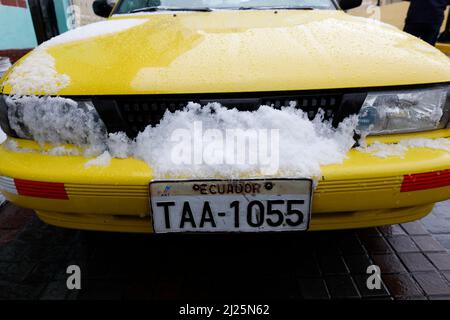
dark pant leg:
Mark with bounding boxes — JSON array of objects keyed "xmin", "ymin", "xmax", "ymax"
[{"xmin": 404, "ymin": 22, "xmax": 441, "ymax": 46}]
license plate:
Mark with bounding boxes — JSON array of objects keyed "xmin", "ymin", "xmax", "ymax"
[{"xmin": 149, "ymin": 178, "xmax": 312, "ymax": 233}]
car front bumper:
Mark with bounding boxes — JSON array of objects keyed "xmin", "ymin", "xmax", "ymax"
[{"xmin": 1, "ymin": 130, "xmax": 450, "ymax": 232}]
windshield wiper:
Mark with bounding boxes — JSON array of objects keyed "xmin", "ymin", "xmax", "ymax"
[
  {"xmin": 131, "ymin": 6, "xmax": 212, "ymax": 13},
  {"xmin": 238, "ymin": 6, "xmax": 315, "ymax": 10}
]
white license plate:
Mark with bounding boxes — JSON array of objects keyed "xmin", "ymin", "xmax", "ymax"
[{"xmin": 149, "ymin": 179, "xmax": 312, "ymax": 233}]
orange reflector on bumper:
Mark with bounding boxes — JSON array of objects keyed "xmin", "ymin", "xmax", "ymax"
[
  {"xmin": 401, "ymin": 169, "xmax": 450, "ymax": 192},
  {"xmin": 13, "ymin": 178, "xmax": 68, "ymax": 200}
]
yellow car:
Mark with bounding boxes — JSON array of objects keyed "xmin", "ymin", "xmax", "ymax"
[{"xmin": 1, "ymin": 0, "xmax": 450, "ymax": 233}]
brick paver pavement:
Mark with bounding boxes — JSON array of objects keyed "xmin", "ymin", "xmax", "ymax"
[
  {"xmin": 421, "ymin": 201, "xmax": 450, "ymax": 252},
  {"xmin": 0, "ymin": 201, "xmax": 449, "ymax": 300}
]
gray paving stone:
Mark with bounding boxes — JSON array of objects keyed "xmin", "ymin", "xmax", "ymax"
[
  {"xmin": 318, "ymin": 255, "xmax": 349, "ymax": 275},
  {"xmin": 360, "ymin": 236, "xmax": 392, "ymax": 254},
  {"xmin": 378, "ymin": 225, "xmax": 407, "ymax": 237},
  {"xmin": 0, "ymin": 241, "xmax": 30, "ymax": 262},
  {"xmin": 382, "ymin": 274, "xmax": 424, "ymax": 299},
  {"xmin": 293, "ymin": 253, "xmax": 321, "ymax": 277},
  {"xmin": 40, "ymin": 280, "xmax": 76, "ymax": 300},
  {"xmin": 298, "ymin": 278, "xmax": 330, "ymax": 300},
  {"xmin": 421, "ymin": 213, "xmax": 450, "ymax": 234},
  {"xmin": 343, "ymin": 254, "xmax": 373, "ymax": 275},
  {"xmin": 371, "ymin": 254, "xmax": 407, "ymax": 274},
  {"xmin": 426, "ymin": 253, "xmax": 450, "ymax": 271},
  {"xmin": 0, "ymin": 280, "xmax": 45, "ymax": 300},
  {"xmin": 412, "ymin": 271, "xmax": 450, "ymax": 296},
  {"xmin": 401, "ymin": 221, "xmax": 429, "ymax": 236},
  {"xmin": 0, "ymin": 260, "xmax": 36, "ymax": 282},
  {"xmin": 412, "ymin": 235, "xmax": 447, "ymax": 253},
  {"xmin": 325, "ymin": 275, "xmax": 360, "ymax": 299},
  {"xmin": 386, "ymin": 235, "xmax": 420, "ymax": 253},
  {"xmin": 428, "ymin": 295, "xmax": 450, "ymax": 300},
  {"xmin": 433, "ymin": 234, "xmax": 450, "ymax": 251},
  {"xmin": 421, "ymin": 201, "xmax": 450, "ymax": 252},
  {"xmin": 429, "ymin": 201, "xmax": 450, "ymax": 218},
  {"xmin": 398, "ymin": 253, "xmax": 436, "ymax": 272}
]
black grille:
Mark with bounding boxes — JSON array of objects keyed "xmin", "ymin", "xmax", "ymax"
[{"xmin": 93, "ymin": 92, "xmax": 366, "ymax": 138}]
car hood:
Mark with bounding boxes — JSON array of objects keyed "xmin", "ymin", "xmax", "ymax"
[{"xmin": 2, "ymin": 10, "xmax": 450, "ymax": 96}]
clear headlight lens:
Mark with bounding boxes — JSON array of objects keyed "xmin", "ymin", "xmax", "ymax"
[
  {"xmin": 357, "ymin": 86, "xmax": 450, "ymax": 135},
  {"xmin": 0, "ymin": 94, "xmax": 107, "ymax": 146},
  {"xmin": 0, "ymin": 94, "xmax": 15, "ymax": 137}
]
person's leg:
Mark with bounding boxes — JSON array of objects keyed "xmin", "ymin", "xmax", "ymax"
[
  {"xmin": 404, "ymin": 23, "xmax": 441, "ymax": 46},
  {"xmin": 404, "ymin": 22, "xmax": 424, "ymax": 39},
  {"xmin": 425, "ymin": 24, "xmax": 441, "ymax": 46},
  {"xmin": 422, "ymin": 24, "xmax": 442, "ymax": 46}
]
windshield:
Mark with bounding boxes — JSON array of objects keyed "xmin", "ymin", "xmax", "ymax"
[{"xmin": 114, "ymin": 0, "xmax": 336, "ymax": 14}]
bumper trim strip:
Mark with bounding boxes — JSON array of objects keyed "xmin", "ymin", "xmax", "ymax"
[
  {"xmin": 13, "ymin": 178, "xmax": 69, "ymax": 200},
  {"xmin": 401, "ymin": 169, "xmax": 450, "ymax": 192}
]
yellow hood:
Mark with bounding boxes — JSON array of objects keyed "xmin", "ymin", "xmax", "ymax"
[{"xmin": 2, "ymin": 10, "xmax": 450, "ymax": 96}]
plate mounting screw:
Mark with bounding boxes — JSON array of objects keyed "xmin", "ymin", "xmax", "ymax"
[{"xmin": 264, "ymin": 182, "xmax": 273, "ymax": 190}]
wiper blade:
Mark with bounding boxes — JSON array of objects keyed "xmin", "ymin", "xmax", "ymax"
[
  {"xmin": 238, "ymin": 6, "xmax": 315, "ymax": 10},
  {"xmin": 131, "ymin": 6, "xmax": 212, "ymax": 13}
]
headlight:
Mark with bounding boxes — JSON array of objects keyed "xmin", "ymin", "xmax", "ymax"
[
  {"xmin": 0, "ymin": 95, "xmax": 107, "ymax": 147},
  {"xmin": 356, "ymin": 86, "xmax": 450, "ymax": 135},
  {"xmin": 0, "ymin": 94, "xmax": 15, "ymax": 137}
]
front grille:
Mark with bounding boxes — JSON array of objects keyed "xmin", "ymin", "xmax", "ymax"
[{"xmin": 93, "ymin": 91, "xmax": 366, "ymax": 138}]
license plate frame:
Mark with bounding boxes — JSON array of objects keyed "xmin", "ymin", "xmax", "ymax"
[{"xmin": 149, "ymin": 178, "xmax": 313, "ymax": 234}]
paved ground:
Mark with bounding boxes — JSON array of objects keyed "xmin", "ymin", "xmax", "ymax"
[
  {"xmin": 0, "ymin": 201, "xmax": 450, "ymax": 300},
  {"xmin": 420, "ymin": 201, "xmax": 450, "ymax": 252}
]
